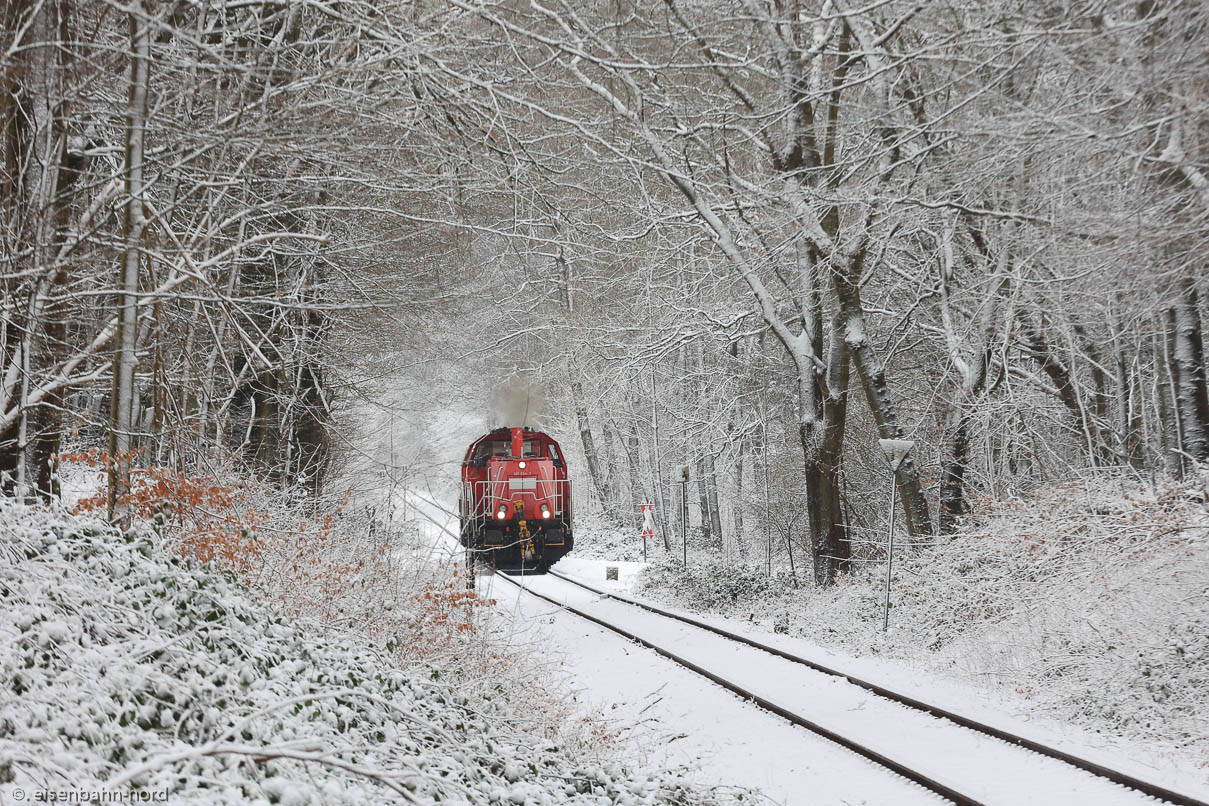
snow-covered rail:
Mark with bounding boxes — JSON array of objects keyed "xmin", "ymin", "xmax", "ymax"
[
  {"xmin": 545, "ymin": 570, "xmax": 1208, "ymax": 806},
  {"xmin": 494, "ymin": 570, "xmax": 978, "ymax": 806},
  {"xmin": 495, "ymin": 569, "xmax": 1207, "ymax": 806}
]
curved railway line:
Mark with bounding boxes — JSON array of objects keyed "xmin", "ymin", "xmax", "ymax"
[{"xmin": 490, "ymin": 568, "xmax": 1208, "ymax": 806}]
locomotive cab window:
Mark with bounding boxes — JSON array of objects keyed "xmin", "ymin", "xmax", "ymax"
[
  {"xmin": 471, "ymin": 440, "xmax": 509, "ymax": 466},
  {"xmin": 548, "ymin": 444, "xmax": 563, "ymax": 467}
]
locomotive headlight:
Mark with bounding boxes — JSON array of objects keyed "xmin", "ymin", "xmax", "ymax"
[
  {"xmin": 540, "ymin": 504, "xmax": 551, "ymax": 519},
  {"xmin": 496, "ymin": 507, "xmax": 507, "ymax": 520},
  {"xmin": 518, "ymin": 461, "xmax": 526, "ymax": 469}
]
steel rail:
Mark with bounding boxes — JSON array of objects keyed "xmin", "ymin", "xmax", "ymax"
[
  {"xmin": 494, "ymin": 571, "xmax": 983, "ymax": 806},
  {"xmin": 548, "ymin": 569, "xmax": 1208, "ymax": 806}
]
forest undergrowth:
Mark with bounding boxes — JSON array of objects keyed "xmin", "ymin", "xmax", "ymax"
[
  {"xmin": 637, "ymin": 470, "xmax": 1209, "ymax": 773},
  {"xmin": 0, "ymin": 457, "xmax": 748, "ymax": 805}
]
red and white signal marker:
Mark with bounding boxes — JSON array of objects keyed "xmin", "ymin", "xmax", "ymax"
[
  {"xmin": 639, "ymin": 501, "xmax": 655, "ymax": 562},
  {"xmin": 639, "ymin": 501, "xmax": 655, "ymax": 541}
]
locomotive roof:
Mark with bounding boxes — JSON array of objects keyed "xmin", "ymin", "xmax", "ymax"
[
  {"xmin": 462, "ymin": 427, "xmax": 566, "ymax": 469},
  {"xmin": 472, "ymin": 426, "xmax": 555, "ymax": 441},
  {"xmin": 465, "ymin": 427, "xmax": 563, "ymax": 451}
]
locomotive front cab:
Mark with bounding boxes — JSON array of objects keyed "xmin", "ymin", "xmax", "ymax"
[{"xmin": 459, "ymin": 426, "xmax": 573, "ymax": 572}]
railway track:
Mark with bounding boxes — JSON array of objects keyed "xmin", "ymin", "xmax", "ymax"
[{"xmin": 491, "ymin": 568, "xmax": 1208, "ymax": 806}]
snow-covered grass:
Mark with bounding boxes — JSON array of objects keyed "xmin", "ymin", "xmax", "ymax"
[
  {"xmin": 636, "ymin": 471, "xmax": 1209, "ymax": 772},
  {"xmin": 0, "ymin": 498, "xmax": 742, "ymax": 804}
]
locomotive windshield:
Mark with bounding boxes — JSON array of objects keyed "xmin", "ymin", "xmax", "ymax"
[
  {"xmin": 469, "ymin": 441, "xmax": 503, "ymax": 465},
  {"xmin": 469, "ymin": 437, "xmax": 543, "ymax": 465}
]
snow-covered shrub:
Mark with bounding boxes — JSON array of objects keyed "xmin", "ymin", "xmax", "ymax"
[
  {"xmin": 0, "ymin": 499, "xmax": 742, "ymax": 804},
  {"xmin": 906, "ymin": 474, "xmax": 1209, "ymax": 761},
  {"xmin": 63, "ymin": 448, "xmax": 265, "ymax": 572},
  {"xmin": 571, "ymin": 511, "xmax": 652, "ymax": 562},
  {"xmin": 57, "ymin": 451, "xmax": 485, "ymax": 673},
  {"xmin": 636, "ymin": 472, "xmax": 1209, "ymax": 768},
  {"xmin": 638, "ymin": 556, "xmax": 799, "ymax": 614}
]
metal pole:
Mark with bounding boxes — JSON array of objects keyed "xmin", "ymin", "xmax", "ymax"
[
  {"xmin": 651, "ymin": 367, "xmax": 671, "ymax": 552},
  {"xmin": 681, "ymin": 479, "xmax": 688, "ymax": 566},
  {"xmin": 877, "ymin": 438, "xmax": 914, "ymax": 633},
  {"xmin": 763, "ymin": 416, "xmax": 771, "ymax": 576},
  {"xmin": 882, "ymin": 477, "xmax": 897, "ymax": 632}
]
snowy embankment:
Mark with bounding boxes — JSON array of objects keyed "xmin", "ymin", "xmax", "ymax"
[
  {"xmin": 634, "ymin": 473, "xmax": 1209, "ymax": 780},
  {"xmin": 0, "ymin": 500, "xmax": 735, "ymax": 805}
]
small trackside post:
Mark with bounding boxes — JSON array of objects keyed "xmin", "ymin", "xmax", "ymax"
[
  {"xmin": 676, "ymin": 465, "xmax": 690, "ymax": 566},
  {"xmin": 878, "ymin": 439, "xmax": 914, "ymax": 633}
]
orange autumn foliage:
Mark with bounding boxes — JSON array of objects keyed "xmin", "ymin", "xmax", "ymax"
[
  {"xmin": 63, "ymin": 449, "xmax": 264, "ymax": 572},
  {"xmin": 58, "ymin": 450, "xmax": 494, "ymax": 649}
]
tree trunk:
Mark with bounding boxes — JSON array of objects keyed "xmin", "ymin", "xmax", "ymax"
[
  {"xmin": 1155, "ymin": 325, "xmax": 1182, "ymax": 476},
  {"xmin": 622, "ymin": 408, "xmax": 647, "ymax": 529},
  {"xmin": 557, "ymin": 248, "xmax": 615, "ymax": 520},
  {"xmin": 801, "ymin": 316, "xmax": 851, "ymax": 586},
  {"xmin": 1170, "ymin": 278, "xmax": 1209, "ymax": 463},
  {"xmin": 571, "ymin": 379, "xmax": 612, "ymax": 513},
  {"xmin": 704, "ymin": 452, "xmax": 723, "ymax": 548},
  {"xmin": 695, "ymin": 456, "xmax": 711, "ymax": 544},
  {"xmin": 1074, "ymin": 324, "xmax": 1112, "ymax": 444},
  {"xmin": 602, "ymin": 419, "xmax": 621, "ymax": 510},
  {"xmin": 1113, "ymin": 330, "xmax": 1142, "ymax": 469},
  {"xmin": 1021, "ymin": 316, "xmax": 1114, "ymax": 467},
  {"xmin": 29, "ymin": 2, "xmax": 86, "ymax": 499},
  {"xmin": 834, "ymin": 280, "xmax": 934, "ymax": 540},
  {"xmin": 938, "ymin": 412, "xmax": 970, "ymax": 535},
  {"xmin": 732, "ymin": 423, "xmax": 745, "ymax": 556},
  {"xmin": 1164, "ymin": 308, "xmax": 1187, "ymax": 475},
  {"xmin": 1, "ymin": 0, "xmax": 32, "ymax": 496},
  {"xmin": 650, "ymin": 368, "xmax": 672, "ymax": 551},
  {"xmin": 108, "ymin": 2, "xmax": 152, "ymax": 526}
]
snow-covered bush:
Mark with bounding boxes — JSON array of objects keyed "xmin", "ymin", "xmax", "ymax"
[
  {"xmin": 638, "ymin": 556, "xmax": 799, "ymax": 614},
  {"xmin": 0, "ymin": 500, "xmax": 743, "ymax": 804},
  {"xmin": 637, "ymin": 472, "xmax": 1209, "ymax": 768},
  {"xmin": 570, "ymin": 511, "xmax": 651, "ymax": 563},
  {"xmin": 57, "ymin": 450, "xmax": 484, "ymax": 673}
]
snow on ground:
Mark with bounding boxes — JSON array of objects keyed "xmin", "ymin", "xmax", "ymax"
[
  {"xmin": 394, "ymin": 459, "xmax": 1207, "ymax": 804},
  {"xmin": 555, "ymin": 557, "xmax": 648, "ymax": 592},
  {"xmin": 553, "ymin": 559, "xmax": 1209, "ymax": 804},
  {"xmin": 0, "ymin": 499, "xmax": 742, "ymax": 805},
  {"xmin": 481, "ymin": 569, "xmax": 943, "ymax": 806},
  {"xmin": 413, "ymin": 505, "xmax": 938, "ymax": 804},
  {"xmin": 562, "ymin": 473, "xmax": 1209, "ymax": 797}
]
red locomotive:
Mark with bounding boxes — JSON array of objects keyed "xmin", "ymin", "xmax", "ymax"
[{"xmin": 459, "ymin": 426, "xmax": 573, "ymax": 573}]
